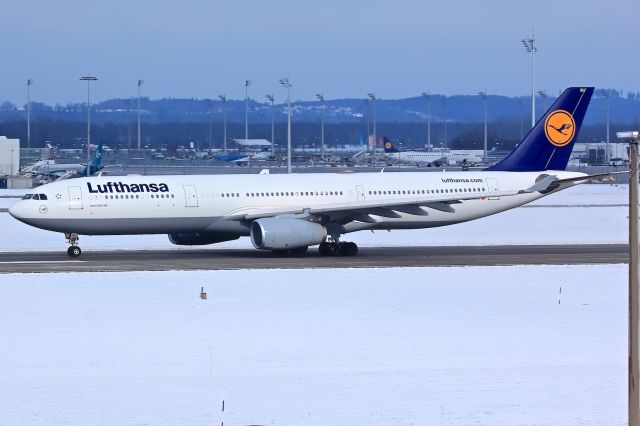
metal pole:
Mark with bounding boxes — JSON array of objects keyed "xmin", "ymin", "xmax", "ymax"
[
  {"xmin": 287, "ymin": 86, "xmax": 291, "ymax": 173},
  {"xmin": 630, "ymin": 136, "xmax": 639, "ymax": 426},
  {"xmin": 270, "ymin": 99, "xmax": 274, "ymax": 158},
  {"xmin": 266, "ymin": 94, "xmax": 275, "ymax": 158},
  {"xmin": 280, "ymin": 79, "xmax": 292, "ymax": 173},
  {"xmin": 127, "ymin": 98, "xmax": 132, "ymax": 150},
  {"xmin": 80, "ymin": 75, "xmax": 97, "ymax": 177},
  {"xmin": 316, "ymin": 93, "xmax": 325, "ymax": 160},
  {"xmin": 428, "ymin": 95, "xmax": 431, "ymax": 148},
  {"xmin": 219, "ymin": 95, "xmax": 227, "ymax": 155},
  {"xmin": 607, "ymin": 91, "xmax": 611, "ymax": 165},
  {"xmin": 479, "ymin": 90, "xmax": 488, "ymax": 162},
  {"xmin": 484, "ymin": 94, "xmax": 487, "ymax": 162},
  {"xmin": 522, "ymin": 34, "xmax": 536, "ymax": 128},
  {"xmin": 619, "ymin": 131, "xmax": 640, "ymax": 426},
  {"xmin": 27, "ymin": 79, "xmax": 32, "ymax": 149},
  {"xmin": 137, "ymin": 80, "xmax": 143, "ymax": 150},
  {"xmin": 531, "ymin": 37, "xmax": 535, "ymax": 127},
  {"xmin": 321, "ymin": 97, "xmax": 325, "ymax": 160},
  {"xmin": 245, "ymin": 80, "xmax": 251, "ymax": 142},
  {"xmin": 208, "ymin": 99, "xmax": 213, "ymax": 151}
]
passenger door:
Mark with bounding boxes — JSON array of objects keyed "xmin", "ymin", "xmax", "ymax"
[
  {"xmin": 68, "ymin": 186, "xmax": 83, "ymax": 210},
  {"xmin": 355, "ymin": 185, "xmax": 365, "ymax": 202},
  {"xmin": 183, "ymin": 185, "xmax": 199, "ymax": 207}
]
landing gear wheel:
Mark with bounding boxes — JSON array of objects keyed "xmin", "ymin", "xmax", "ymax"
[
  {"xmin": 339, "ymin": 242, "xmax": 358, "ymax": 256},
  {"xmin": 319, "ymin": 242, "xmax": 338, "ymax": 256},
  {"xmin": 67, "ymin": 246, "xmax": 82, "ymax": 257}
]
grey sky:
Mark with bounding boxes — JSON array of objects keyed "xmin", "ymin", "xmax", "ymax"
[{"xmin": 2, "ymin": 0, "xmax": 638, "ymax": 105}]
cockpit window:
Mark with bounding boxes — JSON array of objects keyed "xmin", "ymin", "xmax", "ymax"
[
  {"xmin": 22, "ymin": 194, "xmax": 33, "ymax": 200},
  {"xmin": 39, "ymin": 194, "xmax": 47, "ymax": 200},
  {"xmin": 32, "ymin": 194, "xmax": 40, "ymax": 200}
]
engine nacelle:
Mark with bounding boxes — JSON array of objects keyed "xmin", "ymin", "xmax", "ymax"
[
  {"xmin": 168, "ymin": 231, "xmax": 239, "ymax": 246},
  {"xmin": 250, "ymin": 217, "xmax": 327, "ymax": 250}
]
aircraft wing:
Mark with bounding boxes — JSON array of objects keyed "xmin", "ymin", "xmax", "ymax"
[{"xmin": 224, "ymin": 178, "xmax": 554, "ymax": 222}]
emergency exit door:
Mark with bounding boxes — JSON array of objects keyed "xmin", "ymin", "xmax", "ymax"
[{"xmin": 68, "ymin": 186, "xmax": 83, "ymax": 210}]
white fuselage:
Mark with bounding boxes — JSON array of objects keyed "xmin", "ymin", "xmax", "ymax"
[
  {"xmin": 385, "ymin": 151, "xmax": 447, "ymax": 165},
  {"xmin": 9, "ymin": 170, "xmax": 583, "ymax": 237}
]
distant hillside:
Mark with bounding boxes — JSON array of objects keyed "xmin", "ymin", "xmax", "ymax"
[{"xmin": 0, "ymin": 89, "xmax": 638, "ymax": 125}]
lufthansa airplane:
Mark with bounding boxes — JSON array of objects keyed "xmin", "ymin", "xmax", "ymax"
[{"xmin": 10, "ymin": 87, "xmax": 603, "ymax": 257}]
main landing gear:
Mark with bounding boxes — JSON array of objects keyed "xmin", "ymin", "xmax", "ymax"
[
  {"xmin": 65, "ymin": 233, "xmax": 82, "ymax": 257},
  {"xmin": 318, "ymin": 241, "xmax": 358, "ymax": 256}
]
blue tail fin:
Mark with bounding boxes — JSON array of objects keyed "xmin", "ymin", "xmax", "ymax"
[
  {"xmin": 88, "ymin": 144, "xmax": 104, "ymax": 174},
  {"xmin": 486, "ymin": 87, "xmax": 594, "ymax": 171},
  {"xmin": 382, "ymin": 137, "xmax": 399, "ymax": 153}
]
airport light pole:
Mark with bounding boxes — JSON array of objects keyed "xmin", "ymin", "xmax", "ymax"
[
  {"xmin": 316, "ymin": 93, "xmax": 325, "ymax": 160},
  {"xmin": 280, "ymin": 78, "xmax": 292, "ymax": 173},
  {"xmin": 266, "ymin": 94, "xmax": 275, "ymax": 158},
  {"xmin": 137, "ymin": 79, "xmax": 144, "ymax": 151},
  {"xmin": 478, "ymin": 90, "xmax": 488, "ymax": 162},
  {"xmin": 244, "ymin": 80, "xmax": 251, "ymax": 142},
  {"xmin": 208, "ymin": 99, "xmax": 213, "ymax": 151},
  {"xmin": 537, "ymin": 90, "xmax": 548, "ymax": 119},
  {"xmin": 80, "ymin": 75, "xmax": 97, "ymax": 177},
  {"xmin": 521, "ymin": 33, "xmax": 537, "ymax": 128},
  {"xmin": 27, "ymin": 79, "xmax": 33, "ymax": 149},
  {"xmin": 601, "ymin": 89, "xmax": 612, "ymax": 165},
  {"xmin": 368, "ymin": 93, "xmax": 377, "ymax": 155},
  {"xmin": 422, "ymin": 92, "xmax": 431, "ymax": 148},
  {"xmin": 218, "ymin": 95, "xmax": 228, "ymax": 154},
  {"xmin": 618, "ymin": 130, "xmax": 640, "ymax": 426},
  {"xmin": 442, "ymin": 97, "xmax": 448, "ymax": 149}
]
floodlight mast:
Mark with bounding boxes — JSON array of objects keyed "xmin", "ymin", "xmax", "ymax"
[
  {"xmin": 27, "ymin": 79, "xmax": 33, "ymax": 149},
  {"xmin": 367, "ymin": 93, "xmax": 376, "ymax": 155},
  {"xmin": 600, "ymin": 89, "xmax": 612, "ymax": 165},
  {"xmin": 521, "ymin": 32, "xmax": 537, "ymax": 128},
  {"xmin": 617, "ymin": 130, "xmax": 640, "ymax": 426},
  {"xmin": 422, "ymin": 92, "xmax": 431, "ymax": 148},
  {"xmin": 266, "ymin": 94, "xmax": 275, "ymax": 157},
  {"xmin": 79, "ymin": 75, "xmax": 97, "ymax": 177},
  {"xmin": 316, "ymin": 93, "xmax": 325, "ymax": 160},
  {"xmin": 137, "ymin": 79, "xmax": 144, "ymax": 150},
  {"xmin": 244, "ymin": 80, "xmax": 251, "ymax": 142},
  {"xmin": 218, "ymin": 95, "xmax": 228, "ymax": 154},
  {"xmin": 280, "ymin": 78, "xmax": 292, "ymax": 173},
  {"xmin": 478, "ymin": 90, "xmax": 488, "ymax": 162}
]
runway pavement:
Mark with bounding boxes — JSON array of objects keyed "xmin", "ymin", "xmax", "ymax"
[{"xmin": 0, "ymin": 244, "xmax": 628, "ymax": 274}]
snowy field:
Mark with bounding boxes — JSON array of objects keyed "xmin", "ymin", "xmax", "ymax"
[
  {"xmin": 0, "ymin": 265, "xmax": 626, "ymax": 425},
  {"xmin": 0, "ymin": 184, "xmax": 630, "ymax": 252}
]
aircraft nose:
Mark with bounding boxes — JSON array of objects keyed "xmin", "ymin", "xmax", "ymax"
[{"xmin": 8, "ymin": 201, "xmax": 28, "ymax": 221}]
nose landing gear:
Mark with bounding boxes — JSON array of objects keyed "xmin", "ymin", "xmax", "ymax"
[{"xmin": 65, "ymin": 233, "xmax": 82, "ymax": 257}]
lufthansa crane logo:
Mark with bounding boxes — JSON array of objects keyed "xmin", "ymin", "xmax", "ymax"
[
  {"xmin": 544, "ymin": 109, "xmax": 576, "ymax": 147},
  {"xmin": 384, "ymin": 141, "xmax": 392, "ymax": 150}
]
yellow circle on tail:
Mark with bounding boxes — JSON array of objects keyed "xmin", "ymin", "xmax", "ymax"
[{"xmin": 544, "ymin": 110, "xmax": 576, "ymax": 147}]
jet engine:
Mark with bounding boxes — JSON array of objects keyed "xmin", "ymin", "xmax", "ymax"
[
  {"xmin": 168, "ymin": 231, "xmax": 240, "ymax": 246},
  {"xmin": 250, "ymin": 217, "xmax": 327, "ymax": 250}
]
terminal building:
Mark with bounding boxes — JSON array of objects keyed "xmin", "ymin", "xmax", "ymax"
[
  {"xmin": 0, "ymin": 136, "xmax": 20, "ymax": 176},
  {"xmin": 570, "ymin": 142, "xmax": 629, "ymax": 166}
]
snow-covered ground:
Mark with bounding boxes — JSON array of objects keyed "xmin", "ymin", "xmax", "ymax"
[
  {"xmin": 0, "ymin": 266, "xmax": 626, "ymax": 425},
  {"xmin": 0, "ymin": 184, "xmax": 629, "ymax": 252}
]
